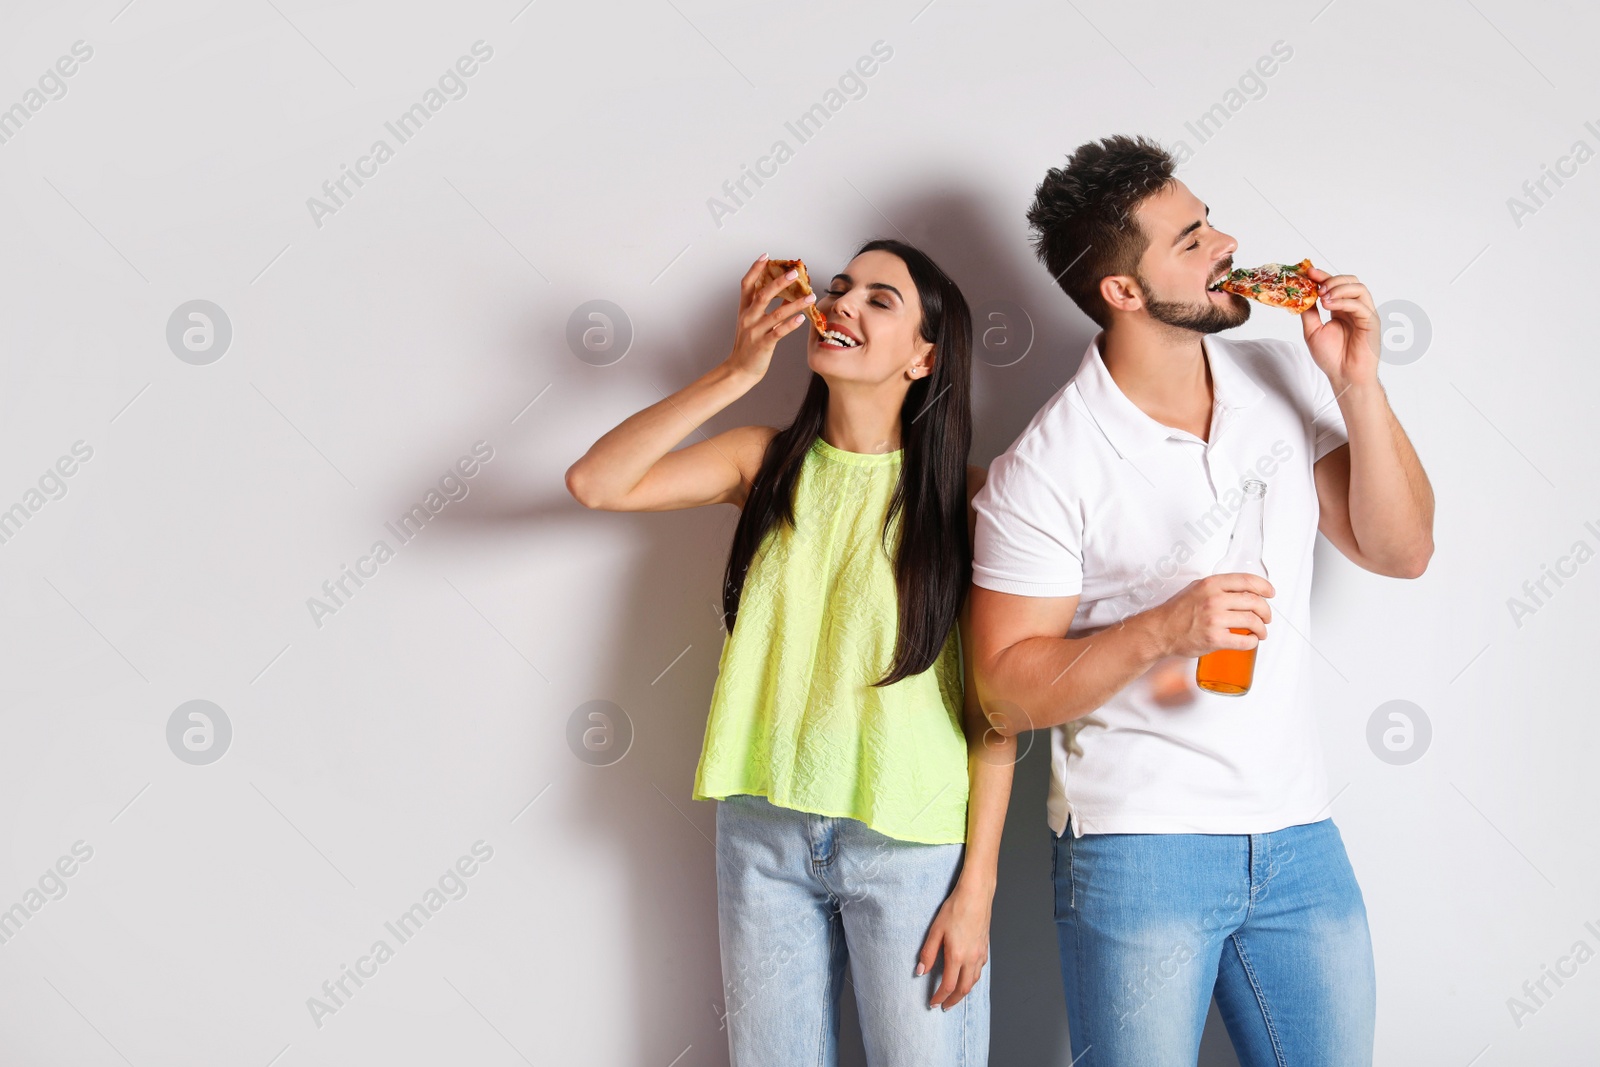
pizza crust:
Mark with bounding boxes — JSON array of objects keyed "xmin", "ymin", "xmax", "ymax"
[{"xmin": 764, "ymin": 258, "xmax": 828, "ymax": 335}]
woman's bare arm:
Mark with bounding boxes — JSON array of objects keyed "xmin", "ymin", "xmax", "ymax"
[
  {"xmin": 921, "ymin": 464, "xmax": 1015, "ymax": 1011},
  {"xmin": 565, "ymin": 256, "xmax": 813, "ymax": 512},
  {"xmin": 565, "ymin": 373, "xmax": 776, "ymax": 512},
  {"xmin": 955, "ymin": 464, "xmax": 1013, "ymax": 896}
]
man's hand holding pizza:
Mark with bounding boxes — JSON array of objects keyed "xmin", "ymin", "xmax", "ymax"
[{"xmin": 1300, "ymin": 265, "xmax": 1381, "ymax": 395}]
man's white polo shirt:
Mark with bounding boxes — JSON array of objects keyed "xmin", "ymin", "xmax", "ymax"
[{"xmin": 971, "ymin": 330, "xmax": 1349, "ymax": 838}]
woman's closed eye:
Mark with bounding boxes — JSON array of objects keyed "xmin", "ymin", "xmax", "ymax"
[{"xmin": 825, "ymin": 288, "xmax": 888, "ymax": 308}]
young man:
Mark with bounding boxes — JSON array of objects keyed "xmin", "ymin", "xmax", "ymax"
[{"xmin": 969, "ymin": 135, "xmax": 1433, "ymax": 1065}]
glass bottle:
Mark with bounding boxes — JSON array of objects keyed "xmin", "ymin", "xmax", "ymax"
[{"xmin": 1196, "ymin": 479, "xmax": 1268, "ymax": 696}]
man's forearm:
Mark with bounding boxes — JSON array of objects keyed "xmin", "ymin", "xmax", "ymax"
[
  {"xmin": 1339, "ymin": 380, "xmax": 1434, "ymax": 572},
  {"xmin": 983, "ymin": 611, "xmax": 1167, "ymax": 736}
]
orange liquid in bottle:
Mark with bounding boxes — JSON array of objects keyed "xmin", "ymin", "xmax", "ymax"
[{"xmin": 1196, "ymin": 628, "xmax": 1257, "ymax": 696}]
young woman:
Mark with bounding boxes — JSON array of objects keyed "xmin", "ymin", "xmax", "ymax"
[{"xmin": 566, "ymin": 239, "xmax": 1013, "ymax": 1066}]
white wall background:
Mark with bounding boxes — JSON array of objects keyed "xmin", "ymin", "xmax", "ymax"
[{"xmin": 0, "ymin": 0, "xmax": 1595, "ymax": 1063}]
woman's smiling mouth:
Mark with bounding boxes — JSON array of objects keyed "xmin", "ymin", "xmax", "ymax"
[{"xmin": 818, "ymin": 322, "xmax": 863, "ymax": 349}]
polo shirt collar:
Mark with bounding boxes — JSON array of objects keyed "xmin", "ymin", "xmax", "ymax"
[{"xmin": 1072, "ymin": 330, "xmax": 1265, "ymax": 460}]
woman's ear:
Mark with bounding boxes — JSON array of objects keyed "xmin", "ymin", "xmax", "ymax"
[{"xmin": 907, "ymin": 338, "xmax": 935, "ymax": 380}]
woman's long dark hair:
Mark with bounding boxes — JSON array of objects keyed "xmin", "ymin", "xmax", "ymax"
[{"xmin": 720, "ymin": 237, "xmax": 973, "ymax": 688}]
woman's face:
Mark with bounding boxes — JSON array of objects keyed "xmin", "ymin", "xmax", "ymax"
[{"xmin": 807, "ymin": 250, "xmax": 934, "ymax": 385}]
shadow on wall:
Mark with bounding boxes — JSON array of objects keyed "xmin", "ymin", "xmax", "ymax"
[{"xmin": 448, "ymin": 178, "xmax": 1243, "ymax": 1065}]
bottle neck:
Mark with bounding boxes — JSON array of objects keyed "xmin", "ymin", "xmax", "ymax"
[{"xmin": 1217, "ymin": 490, "xmax": 1266, "ymax": 573}]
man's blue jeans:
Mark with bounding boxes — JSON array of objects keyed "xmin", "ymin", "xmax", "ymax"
[{"xmin": 1052, "ymin": 817, "xmax": 1376, "ymax": 1066}]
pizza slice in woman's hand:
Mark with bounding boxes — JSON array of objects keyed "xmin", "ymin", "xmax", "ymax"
[
  {"xmin": 764, "ymin": 258, "xmax": 828, "ymax": 335},
  {"xmin": 1209, "ymin": 258, "xmax": 1320, "ymax": 313}
]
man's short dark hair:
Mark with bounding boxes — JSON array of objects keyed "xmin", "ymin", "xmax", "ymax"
[{"xmin": 1026, "ymin": 134, "xmax": 1178, "ymax": 328}]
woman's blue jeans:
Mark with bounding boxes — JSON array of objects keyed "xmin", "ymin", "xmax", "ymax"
[
  {"xmin": 1053, "ymin": 817, "xmax": 1377, "ymax": 1066},
  {"xmin": 714, "ymin": 792, "xmax": 990, "ymax": 1066}
]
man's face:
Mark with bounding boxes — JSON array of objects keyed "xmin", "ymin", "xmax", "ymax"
[{"xmin": 1129, "ymin": 180, "xmax": 1248, "ymax": 334}]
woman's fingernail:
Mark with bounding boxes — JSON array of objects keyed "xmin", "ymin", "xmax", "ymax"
[
  {"xmin": 785, "ymin": 269, "xmax": 798, "ymax": 280},
  {"xmin": 915, "ymin": 964, "xmax": 925, "ymax": 976},
  {"xmin": 804, "ymin": 294, "xmax": 815, "ymax": 303},
  {"xmin": 758, "ymin": 252, "xmax": 768, "ymax": 260}
]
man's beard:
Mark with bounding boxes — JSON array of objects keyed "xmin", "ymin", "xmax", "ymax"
[{"xmin": 1138, "ymin": 271, "xmax": 1251, "ymax": 334}]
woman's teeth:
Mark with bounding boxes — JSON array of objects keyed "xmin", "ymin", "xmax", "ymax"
[{"xmin": 821, "ymin": 329, "xmax": 860, "ymax": 347}]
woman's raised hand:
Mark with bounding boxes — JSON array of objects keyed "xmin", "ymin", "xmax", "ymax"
[{"xmin": 724, "ymin": 254, "xmax": 817, "ymax": 381}]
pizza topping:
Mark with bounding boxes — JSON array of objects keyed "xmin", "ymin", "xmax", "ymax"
[{"xmin": 1210, "ymin": 257, "xmax": 1319, "ymax": 313}]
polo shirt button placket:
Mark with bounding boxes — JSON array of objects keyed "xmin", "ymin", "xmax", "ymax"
[
  {"xmin": 1186, "ymin": 440, "xmax": 1218, "ymax": 502},
  {"xmin": 1203, "ymin": 404, "xmax": 1230, "ymax": 499}
]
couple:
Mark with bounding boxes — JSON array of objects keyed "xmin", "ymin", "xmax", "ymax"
[{"xmin": 566, "ymin": 134, "xmax": 1434, "ymax": 1066}]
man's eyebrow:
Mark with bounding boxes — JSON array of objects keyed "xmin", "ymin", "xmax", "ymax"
[
  {"xmin": 831, "ymin": 273, "xmax": 903, "ymax": 300},
  {"xmin": 1172, "ymin": 204, "xmax": 1211, "ymax": 247}
]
